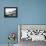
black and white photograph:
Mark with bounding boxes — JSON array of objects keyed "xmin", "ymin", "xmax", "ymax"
[
  {"xmin": 18, "ymin": 25, "xmax": 46, "ymax": 46},
  {"xmin": 4, "ymin": 7, "xmax": 18, "ymax": 17}
]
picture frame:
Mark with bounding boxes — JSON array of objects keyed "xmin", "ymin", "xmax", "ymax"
[
  {"xmin": 18, "ymin": 24, "xmax": 46, "ymax": 42},
  {"xmin": 4, "ymin": 7, "xmax": 18, "ymax": 17}
]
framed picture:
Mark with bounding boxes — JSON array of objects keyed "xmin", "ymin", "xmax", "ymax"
[
  {"xmin": 4, "ymin": 7, "xmax": 18, "ymax": 17},
  {"xmin": 18, "ymin": 24, "xmax": 46, "ymax": 42}
]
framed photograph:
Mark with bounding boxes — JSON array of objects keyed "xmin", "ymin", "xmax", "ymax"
[
  {"xmin": 4, "ymin": 7, "xmax": 18, "ymax": 17},
  {"xmin": 18, "ymin": 24, "xmax": 46, "ymax": 42}
]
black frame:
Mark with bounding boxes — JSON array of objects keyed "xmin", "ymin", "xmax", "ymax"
[{"xmin": 4, "ymin": 7, "xmax": 18, "ymax": 18}]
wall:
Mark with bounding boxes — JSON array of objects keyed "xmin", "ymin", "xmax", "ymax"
[{"xmin": 0, "ymin": 0, "xmax": 46, "ymax": 44}]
